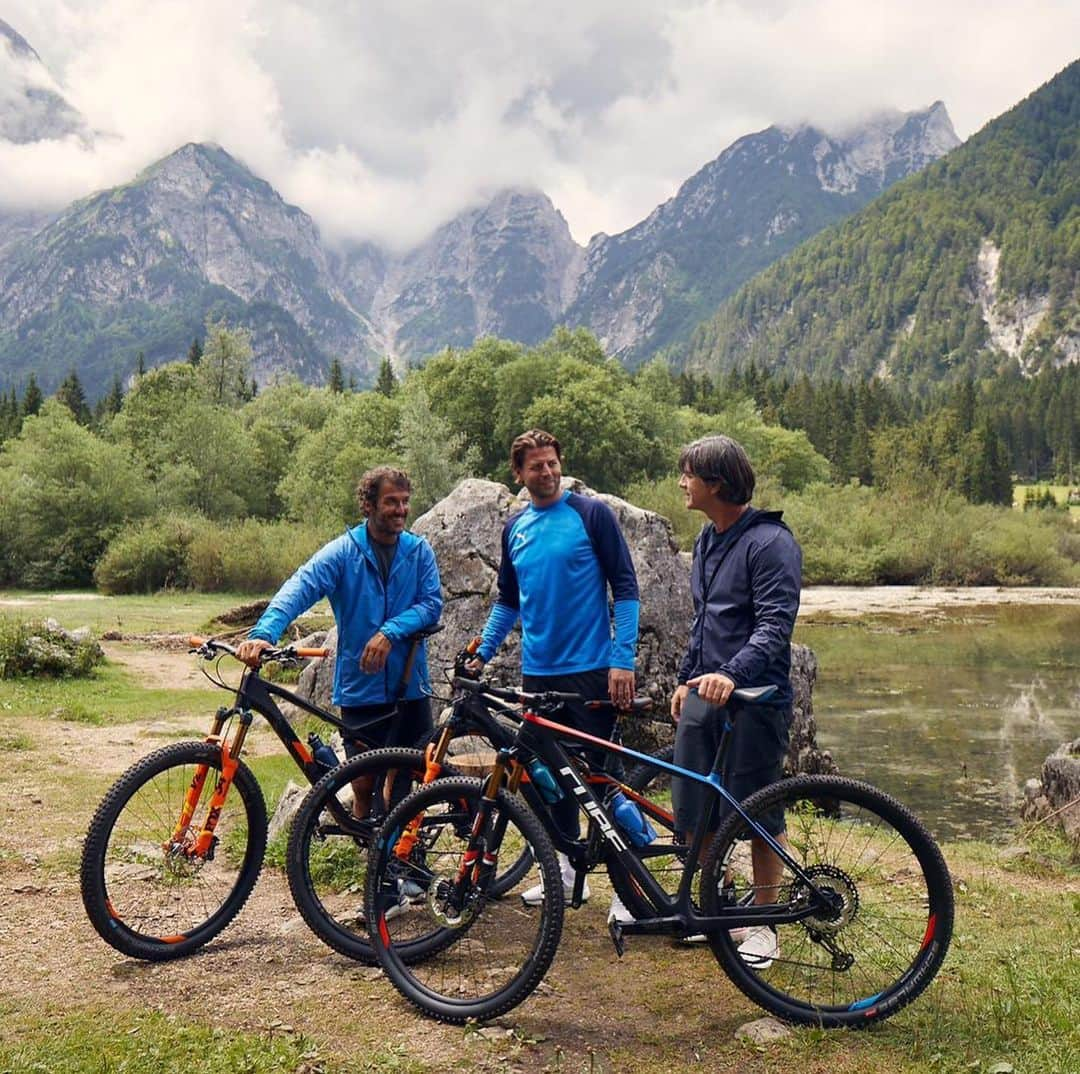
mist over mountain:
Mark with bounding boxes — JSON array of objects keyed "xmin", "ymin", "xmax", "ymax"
[
  {"xmin": 0, "ymin": 17, "xmax": 88, "ymax": 145},
  {"xmin": 0, "ymin": 17, "xmax": 963, "ymax": 397}
]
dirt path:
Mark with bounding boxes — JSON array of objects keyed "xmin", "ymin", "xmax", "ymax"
[
  {"xmin": 101, "ymin": 642, "xmax": 209, "ymax": 691},
  {"xmin": 0, "ymin": 706, "xmax": 765, "ymax": 1073}
]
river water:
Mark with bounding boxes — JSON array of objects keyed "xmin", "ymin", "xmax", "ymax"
[{"xmin": 794, "ymin": 603, "xmax": 1080, "ymax": 842}]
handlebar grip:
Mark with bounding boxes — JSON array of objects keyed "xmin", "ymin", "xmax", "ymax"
[
  {"xmin": 293, "ymin": 647, "xmax": 331, "ymax": 659},
  {"xmin": 188, "ymin": 635, "xmax": 207, "ymax": 648},
  {"xmin": 465, "ymin": 636, "xmax": 482, "ymax": 655}
]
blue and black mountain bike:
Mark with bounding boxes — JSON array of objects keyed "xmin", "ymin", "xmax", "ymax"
[{"xmin": 363, "ymin": 676, "xmax": 954, "ymax": 1027}]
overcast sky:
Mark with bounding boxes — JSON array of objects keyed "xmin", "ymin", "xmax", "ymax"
[{"xmin": 1, "ymin": 1, "xmax": 1077, "ymax": 249}]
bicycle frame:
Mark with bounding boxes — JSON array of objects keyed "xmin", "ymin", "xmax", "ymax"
[{"xmin": 485, "ymin": 701, "xmax": 840, "ymax": 936}]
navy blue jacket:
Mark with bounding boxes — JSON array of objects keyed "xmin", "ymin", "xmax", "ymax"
[{"xmin": 678, "ymin": 508, "xmax": 801, "ymax": 706}]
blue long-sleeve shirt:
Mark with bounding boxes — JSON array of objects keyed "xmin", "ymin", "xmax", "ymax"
[
  {"xmin": 478, "ymin": 491, "xmax": 640, "ymax": 675},
  {"xmin": 678, "ymin": 508, "xmax": 801, "ymax": 706}
]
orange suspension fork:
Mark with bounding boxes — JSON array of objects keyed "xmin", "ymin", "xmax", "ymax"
[
  {"xmin": 391, "ymin": 726, "xmax": 455, "ymax": 861},
  {"xmin": 170, "ymin": 710, "xmax": 252, "ymax": 857}
]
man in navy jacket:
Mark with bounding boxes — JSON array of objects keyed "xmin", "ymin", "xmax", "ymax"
[
  {"xmin": 671, "ymin": 434, "xmax": 802, "ymax": 967},
  {"xmin": 238, "ymin": 465, "xmax": 442, "ymax": 769}
]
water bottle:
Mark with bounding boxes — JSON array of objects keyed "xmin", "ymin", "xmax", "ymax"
[
  {"xmin": 526, "ymin": 758, "xmax": 563, "ymax": 803},
  {"xmin": 308, "ymin": 732, "xmax": 340, "ymax": 772},
  {"xmin": 609, "ymin": 791, "xmax": 657, "ymax": 846}
]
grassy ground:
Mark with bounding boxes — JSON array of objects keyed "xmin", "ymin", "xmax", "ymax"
[
  {"xmin": 0, "ymin": 592, "xmax": 1077, "ymax": 1073},
  {"xmin": 1013, "ymin": 482, "xmax": 1080, "ymax": 520},
  {"xmin": 0, "ymin": 590, "xmax": 334, "ymax": 635}
]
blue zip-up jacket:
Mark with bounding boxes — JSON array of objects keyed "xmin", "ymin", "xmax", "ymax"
[
  {"xmin": 678, "ymin": 508, "xmax": 801, "ymax": 706},
  {"xmin": 478, "ymin": 490, "xmax": 640, "ymax": 675},
  {"xmin": 249, "ymin": 525, "xmax": 442, "ymax": 706}
]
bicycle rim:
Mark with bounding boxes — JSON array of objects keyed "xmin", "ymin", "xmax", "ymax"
[
  {"xmin": 367, "ymin": 777, "xmax": 564, "ymax": 1023},
  {"xmin": 81, "ymin": 741, "xmax": 266, "ymax": 960},
  {"xmin": 287, "ymin": 747, "xmax": 453, "ymax": 964},
  {"xmin": 701, "ymin": 775, "xmax": 953, "ymax": 1027}
]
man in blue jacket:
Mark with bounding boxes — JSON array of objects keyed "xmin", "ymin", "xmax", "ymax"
[
  {"xmin": 671, "ymin": 434, "xmax": 802, "ymax": 967},
  {"xmin": 467, "ymin": 429, "xmax": 640, "ymax": 908},
  {"xmin": 237, "ymin": 465, "xmax": 442, "ymax": 787}
]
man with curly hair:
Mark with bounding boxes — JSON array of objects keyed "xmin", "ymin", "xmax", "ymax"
[{"xmin": 238, "ymin": 465, "xmax": 442, "ymax": 768}]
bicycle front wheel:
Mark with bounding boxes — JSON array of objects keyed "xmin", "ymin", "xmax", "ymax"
[
  {"xmin": 287, "ymin": 747, "xmax": 459, "ymax": 964},
  {"xmin": 367, "ymin": 777, "xmax": 564, "ymax": 1023},
  {"xmin": 700, "ymin": 775, "xmax": 953, "ymax": 1027},
  {"xmin": 81, "ymin": 740, "xmax": 267, "ymax": 960}
]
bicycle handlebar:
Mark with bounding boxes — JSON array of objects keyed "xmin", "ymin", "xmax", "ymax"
[
  {"xmin": 188, "ymin": 636, "xmax": 332, "ymax": 665},
  {"xmin": 451, "ymin": 675, "xmax": 775, "ymax": 711},
  {"xmin": 452, "ymin": 676, "xmax": 652, "ymax": 713}
]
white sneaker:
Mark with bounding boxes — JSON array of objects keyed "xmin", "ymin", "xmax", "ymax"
[
  {"xmin": 679, "ymin": 927, "xmax": 751, "ymax": 945},
  {"xmin": 607, "ymin": 893, "xmax": 635, "ymax": 926},
  {"xmin": 737, "ymin": 926, "xmax": 779, "ymax": 969},
  {"xmin": 521, "ymin": 853, "xmax": 590, "ymax": 906}
]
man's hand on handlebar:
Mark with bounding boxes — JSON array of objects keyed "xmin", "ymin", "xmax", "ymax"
[
  {"xmin": 608, "ymin": 667, "xmax": 634, "ymax": 710},
  {"xmin": 236, "ymin": 638, "xmax": 273, "ymax": 666},
  {"xmin": 463, "ymin": 654, "xmax": 485, "ymax": 679}
]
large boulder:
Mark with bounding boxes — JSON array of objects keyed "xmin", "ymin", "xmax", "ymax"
[
  {"xmin": 1020, "ymin": 738, "xmax": 1080, "ymax": 841},
  {"xmin": 293, "ymin": 476, "xmax": 830, "ymax": 774}
]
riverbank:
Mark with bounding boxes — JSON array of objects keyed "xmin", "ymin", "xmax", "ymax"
[{"xmin": 799, "ymin": 585, "xmax": 1080, "ymax": 617}]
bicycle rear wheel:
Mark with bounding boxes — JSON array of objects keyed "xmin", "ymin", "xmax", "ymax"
[
  {"xmin": 367, "ymin": 777, "xmax": 564, "ymax": 1023},
  {"xmin": 81, "ymin": 740, "xmax": 267, "ymax": 960},
  {"xmin": 287, "ymin": 747, "xmax": 459, "ymax": 964},
  {"xmin": 700, "ymin": 775, "xmax": 953, "ymax": 1027}
]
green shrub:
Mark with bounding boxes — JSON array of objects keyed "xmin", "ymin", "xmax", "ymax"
[
  {"xmin": 0, "ymin": 616, "xmax": 105, "ymax": 678},
  {"xmin": 186, "ymin": 518, "xmax": 330, "ymax": 593},
  {"xmin": 782, "ymin": 484, "xmax": 1080, "ymax": 586},
  {"xmin": 94, "ymin": 513, "xmax": 212, "ymax": 594}
]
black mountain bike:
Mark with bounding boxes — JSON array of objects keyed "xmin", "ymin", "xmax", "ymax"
[
  {"xmin": 364, "ymin": 677, "xmax": 954, "ymax": 1028},
  {"xmin": 284, "ymin": 643, "xmax": 656, "ymax": 964},
  {"xmin": 80, "ymin": 626, "xmax": 440, "ymax": 961}
]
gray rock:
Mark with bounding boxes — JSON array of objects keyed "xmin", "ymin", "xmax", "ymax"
[
  {"xmin": 267, "ymin": 780, "xmax": 306, "ymax": 843},
  {"xmin": 292, "ymin": 477, "xmax": 826, "ymax": 770},
  {"xmin": 734, "ymin": 1016, "xmax": 792, "ymax": 1044},
  {"xmin": 1020, "ymin": 737, "xmax": 1080, "ymax": 839}
]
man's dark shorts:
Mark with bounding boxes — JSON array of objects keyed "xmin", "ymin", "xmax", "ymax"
[
  {"xmin": 672, "ymin": 692, "xmax": 791, "ymax": 837},
  {"xmin": 339, "ymin": 697, "xmax": 433, "ymax": 758}
]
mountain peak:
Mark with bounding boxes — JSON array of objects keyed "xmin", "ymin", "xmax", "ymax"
[
  {"xmin": 0, "ymin": 17, "xmax": 40, "ymax": 62},
  {"xmin": 0, "ymin": 19, "xmax": 88, "ymax": 145}
]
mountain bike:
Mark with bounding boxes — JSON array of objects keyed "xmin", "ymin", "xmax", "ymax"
[
  {"xmin": 284, "ymin": 642, "xmax": 657, "ymax": 964},
  {"xmin": 80, "ymin": 626, "xmax": 440, "ymax": 961},
  {"xmin": 364, "ymin": 677, "xmax": 954, "ymax": 1027}
]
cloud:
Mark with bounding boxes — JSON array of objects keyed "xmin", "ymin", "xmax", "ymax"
[{"xmin": 1, "ymin": 0, "xmax": 1077, "ymax": 247}]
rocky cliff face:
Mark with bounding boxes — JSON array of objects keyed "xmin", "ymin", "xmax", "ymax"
[
  {"xmin": 0, "ymin": 143, "xmax": 380, "ymax": 392},
  {"xmin": 361, "ymin": 189, "xmax": 583, "ymax": 361},
  {"xmin": 564, "ymin": 104, "xmax": 959, "ymax": 363}
]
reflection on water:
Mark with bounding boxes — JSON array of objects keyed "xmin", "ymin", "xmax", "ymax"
[{"xmin": 795, "ymin": 604, "xmax": 1080, "ymax": 842}]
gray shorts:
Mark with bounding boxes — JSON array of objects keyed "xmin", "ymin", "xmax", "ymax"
[{"xmin": 672, "ymin": 692, "xmax": 791, "ymax": 838}]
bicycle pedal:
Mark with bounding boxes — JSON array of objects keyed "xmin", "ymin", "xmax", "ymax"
[{"xmin": 607, "ymin": 920, "xmax": 625, "ymax": 958}]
